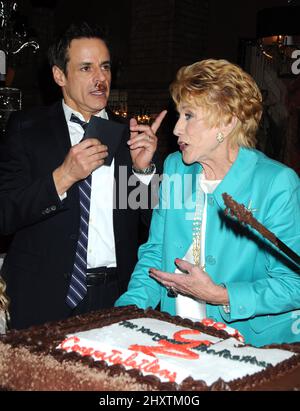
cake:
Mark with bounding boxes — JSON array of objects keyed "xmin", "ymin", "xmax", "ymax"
[{"xmin": 0, "ymin": 306, "xmax": 299, "ymax": 391}]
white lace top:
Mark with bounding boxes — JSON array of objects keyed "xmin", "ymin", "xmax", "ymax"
[{"xmin": 175, "ymin": 174, "xmax": 222, "ymax": 321}]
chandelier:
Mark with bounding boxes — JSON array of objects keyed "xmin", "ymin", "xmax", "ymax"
[
  {"xmin": 256, "ymin": 1, "xmax": 300, "ymax": 76},
  {"xmin": 0, "ymin": 1, "xmax": 39, "ymax": 80}
]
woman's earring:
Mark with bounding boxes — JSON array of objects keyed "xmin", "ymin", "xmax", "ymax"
[{"xmin": 216, "ymin": 132, "xmax": 224, "ymax": 143}]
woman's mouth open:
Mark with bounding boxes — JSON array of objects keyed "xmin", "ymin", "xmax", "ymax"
[{"xmin": 178, "ymin": 142, "xmax": 188, "ymax": 151}]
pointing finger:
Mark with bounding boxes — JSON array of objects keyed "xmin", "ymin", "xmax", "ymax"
[
  {"xmin": 130, "ymin": 117, "xmax": 139, "ymax": 140},
  {"xmin": 130, "ymin": 117, "xmax": 138, "ymax": 128},
  {"xmin": 150, "ymin": 110, "xmax": 167, "ymax": 134}
]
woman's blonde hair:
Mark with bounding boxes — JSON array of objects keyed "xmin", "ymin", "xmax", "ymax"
[
  {"xmin": 0, "ymin": 277, "xmax": 9, "ymax": 311},
  {"xmin": 170, "ymin": 59, "xmax": 263, "ymax": 148}
]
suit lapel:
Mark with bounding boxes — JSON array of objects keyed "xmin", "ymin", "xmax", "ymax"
[
  {"xmin": 213, "ymin": 147, "xmax": 258, "ymax": 209},
  {"xmin": 48, "ymin": 101, "xmax": 71, "ymax": 163},
  {"xmin": 48, "ymin": 101, "xmax": 79, "ymax": 206}
]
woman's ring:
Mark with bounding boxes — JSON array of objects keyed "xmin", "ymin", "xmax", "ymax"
[{"xmin": 167, "ymin": 286, "xmax": 178, "ymax": 298}]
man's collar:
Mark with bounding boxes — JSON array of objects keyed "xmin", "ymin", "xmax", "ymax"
[{"xmin": 62, "ymin": 100, "xmax": 108, "ymax": 122}]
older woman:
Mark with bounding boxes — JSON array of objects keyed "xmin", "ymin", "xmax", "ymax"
[{"xmin": 116, "ymin": 59, "xmax": 300, "ymax": 347}]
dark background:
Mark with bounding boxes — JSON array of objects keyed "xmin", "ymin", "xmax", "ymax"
[
  {"xmin": 9, "ymin": 0, "xmax": 290, "ymax": 105},
  {"xmin": 16, "ymin": 0, "xmax": 289, "ymax": 61}
]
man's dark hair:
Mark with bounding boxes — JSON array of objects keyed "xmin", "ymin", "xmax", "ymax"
[{"xmin": 48, "ymin": 22, "xmax": 107, "ymax": 74}]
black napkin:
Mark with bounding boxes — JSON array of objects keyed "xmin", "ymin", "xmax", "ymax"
[{"xmin": 85, "ymin": 115, "xmax": 127, "ymax": 166}]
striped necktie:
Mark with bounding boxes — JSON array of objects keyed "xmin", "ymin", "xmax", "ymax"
[{"xmin": 66, "ymin": 114, "xmax": 91, "ymax": 308}]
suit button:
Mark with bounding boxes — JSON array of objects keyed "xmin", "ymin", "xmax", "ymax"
[
  {"xmin": 206, "ymin": 255, "xmax": 216, "ymax": 265},
  {"xmin": 63, "ymin": 272, "xmax": 70, "ymax": 279},
  {"xmin": 70, "ymin": 234, "xmax": 77, "ymax": 240},
  {"xmin": 238, "ymin": 306, "xmax": 246, "ymax": 315}
]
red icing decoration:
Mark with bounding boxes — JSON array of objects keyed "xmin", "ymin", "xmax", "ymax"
[
  {"xmin": 201, "ymin": 318, "xmax": 215, "ymax": 327},
  {"xmin": 59, "ymin": 336, "xmax": 80, "ymax": 350},
  {"xmin": 62, "ymin": 341, "xmax": 178, "ymax": 383},
  {"xmin": 129, "ymin": 328, "xmax": 213, "ymax": 360},
  {"xmin": 213, "ymin": 322, "xmax": 227, "ymax": 330}
]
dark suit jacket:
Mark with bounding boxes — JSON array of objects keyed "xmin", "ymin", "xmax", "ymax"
[{"xmin": 0, "ymin": 101, "xmax": 156, "ymax": 329}]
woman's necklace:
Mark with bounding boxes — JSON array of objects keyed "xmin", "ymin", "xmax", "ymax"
[{"xmin": 192, "ymin": 174, "xmax": 205, "ymax": 267}]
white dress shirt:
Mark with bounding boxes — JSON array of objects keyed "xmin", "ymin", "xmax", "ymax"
[{"xmin": 62, "ymin": 102, "xmax": 153, "ymax": 269}]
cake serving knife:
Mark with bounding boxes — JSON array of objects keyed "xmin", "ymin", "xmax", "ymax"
[{"xmin": 222, "ymin": 193, "xmax": 300, "ymax": 268}]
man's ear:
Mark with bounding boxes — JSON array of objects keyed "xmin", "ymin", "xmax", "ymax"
[{"xmin": 52, "ymin": 65, "xmax": 66, "ymax": 87}]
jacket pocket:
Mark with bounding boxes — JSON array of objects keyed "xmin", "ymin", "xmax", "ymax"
[
  {"xmin": 4, "ymin": 248, "xmax": 42, "ymax": 275},
  {"xmin": 249, "ymin": 311, "xmax": 293, "ymax": 334}
]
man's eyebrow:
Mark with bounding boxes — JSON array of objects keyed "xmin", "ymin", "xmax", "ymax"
[
  {"xmin": 78, "ymin": 60, "xmax": 111, "ymax": 66},
  {"xmin": 79, "ymin": 61, "xmax": 92, "ymax": 66},
  {"xmin": 78, "ymin": 60, "xmax": 112, "ymax": 67}
]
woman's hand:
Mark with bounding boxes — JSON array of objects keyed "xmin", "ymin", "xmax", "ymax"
[{"xmin": 149, "ymin": 259, "xmax": 229, "ymax": 305}]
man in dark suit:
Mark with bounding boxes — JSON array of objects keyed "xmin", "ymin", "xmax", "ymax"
[{"xmin": 0, "ymin": 22, "xmax": 166, "ymax": 330}]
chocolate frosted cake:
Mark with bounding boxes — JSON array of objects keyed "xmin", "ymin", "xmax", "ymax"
[{"xmin": 0, "ymin": 306, "xmax": 299, "ymax": 391}]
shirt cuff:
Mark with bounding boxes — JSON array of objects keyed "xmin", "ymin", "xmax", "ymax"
[
  {"xmin": 219, "ymin": 281, "xmax": 256, "ymax": 322},
  {"xmin": 132, "ymin": 168, "xmax": 156, "ymax": 186},
  {"xmin": 219, "ymin": 283, "xmax": 231, "ymax": 314}
]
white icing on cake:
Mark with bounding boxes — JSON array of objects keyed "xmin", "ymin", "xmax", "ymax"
[{"xmin": 57, "ymin": 318, "xmax": 294, "ymax": 385}]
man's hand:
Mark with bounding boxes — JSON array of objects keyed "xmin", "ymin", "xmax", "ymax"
[
  {"xmin": 149, "ymin": 259, "xmax": 229, "ymax": 305},
  {"xmin": 128, "ymin": 110, "xmax": 167, "ymax": 170},
  {"xmin": 53, "ymin": 138, "xmax": 108, "ymax": 195}
]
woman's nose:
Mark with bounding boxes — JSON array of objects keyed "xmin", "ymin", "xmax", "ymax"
[{"xmin": 173, "ymin": 119, "xmax": 183, "ymax": 137}]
